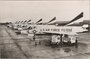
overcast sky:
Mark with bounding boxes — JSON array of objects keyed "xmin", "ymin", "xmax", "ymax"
[{"xmin": 0, "ymin": 1, "xmax": 89, "ymax": 23}]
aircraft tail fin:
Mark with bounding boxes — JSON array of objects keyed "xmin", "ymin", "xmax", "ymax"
[{"xmin": 66, "ymin": 12, "xmax": 83, "ymax": 26}]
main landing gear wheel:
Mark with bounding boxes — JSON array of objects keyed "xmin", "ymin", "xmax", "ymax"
[{"xmin": 75, "ymin": 39, "xmax": 78, "ymax": 48}]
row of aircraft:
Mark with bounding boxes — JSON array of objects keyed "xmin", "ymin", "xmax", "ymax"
[{"xmin": 7, "ymin": 12, "xmax": 89, "ymax": 45}]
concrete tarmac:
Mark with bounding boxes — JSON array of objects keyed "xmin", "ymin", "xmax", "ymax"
[{"xmin": 0, "ymin": 25, "xmax": 90, "ymax": 59}]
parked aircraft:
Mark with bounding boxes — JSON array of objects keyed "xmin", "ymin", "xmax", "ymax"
[
  {"xmin": 26, "ymin": 12, "xmax": 89, "ymax": 45},
  {"xmin": 7, "ymin": 12, "xmax": 89, "ymax": 46}
]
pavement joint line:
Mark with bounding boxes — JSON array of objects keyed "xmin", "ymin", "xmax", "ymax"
[
  {"xmin": 0, "ymin": 40, "xmax": 30, "ymax": 45},
  {"xmin": 4, "ymin": 26, "xmax": 30, "ymax": 59},
  {"xmin": 79, "ymin": 41, "xmax": 90, "ymax": 44}
]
